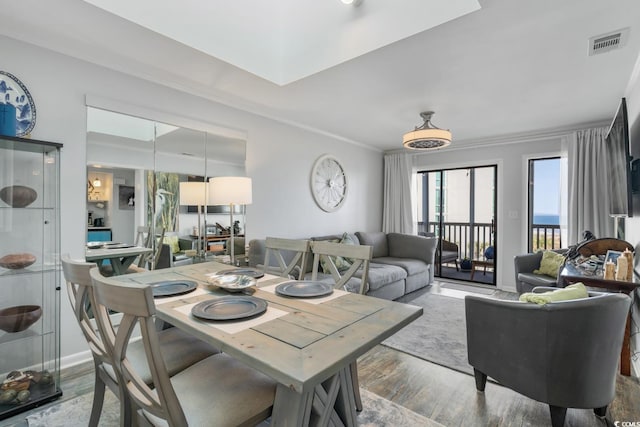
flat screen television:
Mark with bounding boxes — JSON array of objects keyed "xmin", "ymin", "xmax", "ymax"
[{"xmin": 605, "ymin": 97, "xmax": 633, "ymax": 217}]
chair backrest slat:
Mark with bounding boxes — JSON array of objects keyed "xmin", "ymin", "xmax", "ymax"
[
  {"xmin": 89, "ymin": 267, "xmax": 188, "ymax": 426},
  {"xmin": 310, "ymin": 241, "xmax": 372, "ymax": 294},
  {"xmin": 263, "ymin": 237, "xmax": 311, "ymax": 280}
]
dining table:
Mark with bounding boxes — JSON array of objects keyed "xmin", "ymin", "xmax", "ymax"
[
  {"xmin": 114, "ymin": 261, "xmax": 423, "ymax": 427},
  {"xmin": 85, "ymin": 244, "xmax": 152, "ymax": 276}
]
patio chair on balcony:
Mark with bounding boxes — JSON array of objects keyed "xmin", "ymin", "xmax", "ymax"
[{"xmin": 419, "ymin": 232, "xmax": 459, "ymax": 272}]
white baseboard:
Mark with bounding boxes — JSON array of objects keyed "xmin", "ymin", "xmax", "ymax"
[{"xmin": 60, "ymin": 350, "xmax": 93, "ymax": 371}]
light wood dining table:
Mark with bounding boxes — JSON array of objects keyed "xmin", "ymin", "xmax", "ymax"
[
  {"xmin": 115, "ymin": 261, "xmax": 422, "ymax": 426},
  {"xmin": 85, "ymin": 245, "xmax": 152, "ymax": 275}
]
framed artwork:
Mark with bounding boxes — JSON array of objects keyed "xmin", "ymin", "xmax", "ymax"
[
  {"xmin": 118, "ymin": 185, "xmax": 135, "ymax": 210},
  {"xmin": 604, "ymin": 250, "xmax": 622, "ymax": 265},
  {"xmin": 146, "ymin": 171, "xmax": 179, "ymax": 231}
]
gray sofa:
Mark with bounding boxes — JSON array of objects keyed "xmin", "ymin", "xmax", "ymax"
[{"xmin": 248, "ymin": 231, "xmax": 438, "ymax": 300}]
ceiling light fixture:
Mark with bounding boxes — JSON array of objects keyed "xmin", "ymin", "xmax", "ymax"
[
  {"xmin": 92, "ymin": 177, "xmax": 102, "ymax": 187},
  {"xmin": 340, "ymin": 0, "xmax": 363, "ymax": 6},
  {"xmin": 403, "ymin": 111, "xmax": 452, "ymax": 150}
]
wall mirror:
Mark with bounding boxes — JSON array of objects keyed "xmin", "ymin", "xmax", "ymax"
[{"xmin": 85, "ymin": 105, "xmax": 247, "ymax": 266}]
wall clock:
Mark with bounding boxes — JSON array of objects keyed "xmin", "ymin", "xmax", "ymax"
[{"xmin": 310, "ymin": 154, "xmax": 347, "ymax": 212}]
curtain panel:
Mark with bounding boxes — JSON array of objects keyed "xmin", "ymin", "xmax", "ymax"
[
  {"xmin": 382, "ymin": 153, "xmax": 415, "ymax": 234},
  {"xmin": 567, "ymin": 127, "xmax": 614, "ymax": 244}
]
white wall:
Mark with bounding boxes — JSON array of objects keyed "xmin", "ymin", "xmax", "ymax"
[
  {"xmin": 0, "ymin": 35, "xmax": 383, "ymax": 364},
  {"xmin": 413, "ymin": 136, "xmax": 566, "ymax": 292}
]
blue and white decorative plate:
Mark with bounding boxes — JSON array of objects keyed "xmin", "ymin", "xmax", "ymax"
[{"xmin": 0, "ymin": 71, "xmax": 36, "ymax": 136}]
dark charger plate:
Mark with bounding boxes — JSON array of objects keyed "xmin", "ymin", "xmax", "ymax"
[
  {"xmin": 275, "ymin": 281, "xmax": 334, "ymax": 298},
  {"xmin": 191, "ymin": 296, "xmax": 267, "ymax": 321},
  {"xmin": 150, "ymin": 280, "xmax": 198, "ymax": 298}
]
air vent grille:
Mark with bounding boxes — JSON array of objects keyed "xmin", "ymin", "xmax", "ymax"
[{"xmin": 589, "ymin": 28, "xmax": 629, "ymax": 56}]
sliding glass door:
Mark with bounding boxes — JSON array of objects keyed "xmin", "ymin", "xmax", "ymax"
[{"xmin": 417, "ymin": 165, "xmax": 497, "ymax": 285}]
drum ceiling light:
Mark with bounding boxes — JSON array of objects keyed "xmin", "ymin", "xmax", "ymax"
[{"xmin": 403, "ymin": 111, "xmax": 452, "ymax": 150}]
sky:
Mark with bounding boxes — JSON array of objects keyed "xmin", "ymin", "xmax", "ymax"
[{"xmin": 533, "ymin": 158, "xmax": 561, "ymax": 216}]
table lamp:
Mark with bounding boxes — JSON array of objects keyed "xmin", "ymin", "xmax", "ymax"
[
  {"xmin": 209, "ymin": 176, "xmax": 252, "ymax": 265},
  {"xmin": 179, "ymin": 181, "xmax": 208, "ymax": 258}
]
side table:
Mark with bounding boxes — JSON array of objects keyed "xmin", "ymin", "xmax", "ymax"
[{"xmin": 471, "ymin": 259, "xmax": 494, "ymax": 280}]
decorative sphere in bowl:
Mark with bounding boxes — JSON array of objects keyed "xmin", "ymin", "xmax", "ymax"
[
  {"xmin": 207, "ymin": 274, "xmax": 256, "ymax": 292},
  {"xmin": 0, "ymin": 305, "xmax": 42, "ymax": 333},
  {"xmin": 0, "ymin": 253, "xmax": 36, "ymax": 270}
]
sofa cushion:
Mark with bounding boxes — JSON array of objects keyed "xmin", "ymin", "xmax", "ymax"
[
  {"xmin": 373, "ymin": 256, "xmax": 428, "ymax": 276},
  {"xmin": 362, "ymin": 262, "xmax": 407, "ymax": 291},
  {"xmin": 355, "ymin": 231, "xmax": 388, "ymax": 258},
  {"xmin": 517, "ymin": 272, "xmax": 558, "ymax": 287}
]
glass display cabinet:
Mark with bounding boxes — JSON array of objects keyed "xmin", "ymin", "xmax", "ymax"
[{"xmin": 0, "ymin": 135, "xmax": 62, "ymax": 419}]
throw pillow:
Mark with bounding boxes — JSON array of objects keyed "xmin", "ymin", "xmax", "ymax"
[
  {"xmin": 340, "ymin": 232, "xmax": 358, "ymax": 263},
  {"xmin": 519, "ymin": 282, "xmax": 589, "ymax": 305},
  {"xmin": 320, "ymin": 237, "xmax": 353, "ymax": 274},
  {"xmin": 533, "ymin": 250, "xmax": 566, "ymax": 278},
  {"xmin": 163, "ymin": 235, "xmax": 181, "ymax": 254}
]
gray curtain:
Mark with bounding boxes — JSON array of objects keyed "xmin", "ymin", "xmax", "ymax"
[
  {"xmin": 567, "ymin": 127, "xmax": 614, "ymax": 244},
  {"xmin": 382, "ymin": 153, "xmax": 414, "ymax": 234}
]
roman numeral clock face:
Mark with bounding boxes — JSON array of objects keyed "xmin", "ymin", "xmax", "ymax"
[{"xmin": 310, "ymin": 154, "xmax": 348, "ymax": 212}]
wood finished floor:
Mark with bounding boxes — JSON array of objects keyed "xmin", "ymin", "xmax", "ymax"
[{"xmin": 2, "ymin": 282, "xmax": 639, "ymax": 426}]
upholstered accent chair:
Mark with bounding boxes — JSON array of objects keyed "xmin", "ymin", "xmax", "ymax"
[
  {"xmin": 465, "ymin": 288, "xmax": 630, "ymax": 427},
  {"xmin": 513, "ymin": 249, "xmax": 568, "ymax": 294}
]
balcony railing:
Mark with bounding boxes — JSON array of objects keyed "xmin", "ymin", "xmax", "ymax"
[
  {"xmin": 417, "ymin": 221, "xmax": 563, "ymax": 259},
  {"xmin": 531, "ymin": 224, "xmax": 562, "ymax": 251},
  {"xmin": 418, "ymin": 221, "xmax": 493, "ymax": 260}
]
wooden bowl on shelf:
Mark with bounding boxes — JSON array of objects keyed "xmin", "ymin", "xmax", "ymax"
[
  {"xmin": 0, "ymin": 185, "xmax": 38, "ymax": 208},
  {"xmin": 0, "ymin": 305, "xmax": 42, "ymax": 333},
  {"xmin": 0, "ymin": 253, "xmax": 36, "ymax": 270}
]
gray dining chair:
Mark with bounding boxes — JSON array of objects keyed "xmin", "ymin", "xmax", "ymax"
[
  {"xmin": 263, "ymin": 237, "xmax": 311, "ymax": 280},
  {"xmin": 88, "ymin": 267, "xmax": 277, "ymax": 427},
  {"xmin": 310, "ymin": 240, "xmax": 373, "ymax": 294},
  {"xmin": 310, "ymin": 240, "xmax": 373, "ymax": 412},
  {"xmin": 61, "ymin": 255, "xmax": 219, "ymax": 427}
]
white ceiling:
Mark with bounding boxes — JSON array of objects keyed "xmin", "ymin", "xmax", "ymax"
[
  {"xmin": 1, "ymin": 0, "xmax": 639, "ymax": 151},
  {"xmin": 80, "ymin": 0, "xmax": 481, "ymax": 85}
]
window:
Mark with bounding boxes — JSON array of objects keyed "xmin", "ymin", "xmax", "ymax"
[{"xmin": 528, "ymin": 157, "xmax": 564, "ymax": 251}]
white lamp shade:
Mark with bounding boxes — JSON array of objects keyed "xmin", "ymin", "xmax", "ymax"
[
  {"xmin": 179, "ymin": 182, "xmax": 208, "ymax": 205},
  {"xmin": 209, "ymin": 176, "xmax": 252, "ymax": 205}
]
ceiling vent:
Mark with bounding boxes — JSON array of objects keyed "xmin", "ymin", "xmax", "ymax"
[{"xmin": 589, "ymin": 28, "xmax": 629, "ymax": 56}]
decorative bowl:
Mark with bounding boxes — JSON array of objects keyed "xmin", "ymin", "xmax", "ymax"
[
  {"xmin": 206, "ymin": 274, "xmax": 256, "ymax": 293},
  {"xmin": 0, "ymin": 253, "xmax": 36, "ymax": 270},
  {"xmin": 0, "ymin": 185, "xmax": 38, "ymax": 208},
  {"xmin": 0, "ymin": 305, "xmax": 42, "ymax": 333}
]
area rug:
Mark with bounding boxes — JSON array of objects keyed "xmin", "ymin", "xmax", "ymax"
[
  {"xmin": 383, "ymin": 292, "xmax": 473, "ymax": 375},
  {"xmin": 25, "ymin": 387, "xmax": 442, "ymax": 427},
  {"xmin": 382, "ymin": 289, "xmax": 518, "ymax": 376}
]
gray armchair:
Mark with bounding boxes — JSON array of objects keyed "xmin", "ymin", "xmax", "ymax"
[
  {"xmin": 156, "ymin": 237, "xmax": 194, "ymax": 269},
  {"xmin": 465, "ymin": 288, "xmax": 630, "ymax": 427},
  {"xmin": 514, "ymin": 249, "xmax": 567, "ymax": 294}
]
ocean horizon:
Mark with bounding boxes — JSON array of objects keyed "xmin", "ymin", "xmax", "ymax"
[{"xmin": 533, "ymin": 214, "xmax": 560, "ymax": 225}]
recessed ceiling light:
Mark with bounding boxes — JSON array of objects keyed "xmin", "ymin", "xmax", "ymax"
[{"xmin": 341, "ymin": 0, "xmax": 363, "ymax": 6}]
